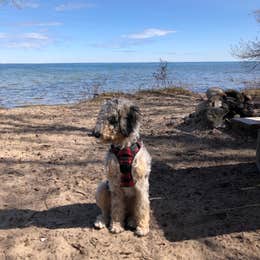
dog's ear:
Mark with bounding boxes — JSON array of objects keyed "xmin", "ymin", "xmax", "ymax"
[
  {"xmin": 120, "ymin": 105, "xmax": 140, "ymax": 137},
  {"xmin": 111, "ymin": 98, "xmax": 119, "ymax": 105}
]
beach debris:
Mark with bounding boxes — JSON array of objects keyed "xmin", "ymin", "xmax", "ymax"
[
  {"xmin": 71, "ymin": 243, "xmax": 86, "ymax": 255},
  {"xmin": 185, "ymin": 87, "xmax": 255, "ymax": 129}
]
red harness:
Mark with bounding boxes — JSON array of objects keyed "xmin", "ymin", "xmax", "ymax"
[{"xmin": 110, "ymin": 141, "xmax": 142, "ymax": 187}]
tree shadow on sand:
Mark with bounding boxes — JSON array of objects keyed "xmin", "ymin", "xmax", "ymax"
[
  {"xmin": 0, "ymin": 158, "xmax": 259, "ymax": 243},
  {"xmin": 0, "ymin": 203, "xmax": 98, "ymax": 230},
  {"xmin": 150, "ymin": 161, "xmax": 260, "ymax": 242}
]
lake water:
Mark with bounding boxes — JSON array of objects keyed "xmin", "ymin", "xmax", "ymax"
[{"xmin": 0, "ymin": 62, "xmax": 259, "ymax": 108}]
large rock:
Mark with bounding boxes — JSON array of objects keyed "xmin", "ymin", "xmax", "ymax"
[
  {"xmin": 185, "ymin": 88, "xmax": 255, "ymax": 130},
  {"xmin": 204, "ymin": 107, "xmax": 228, "ymax": 128},
  {"xmin": 224, "ymin": 89, "xmax": 255, "ymax": 118},
  {"xmin": 206, "ymin": 87, "xmax": 226, "ymax": 99}
]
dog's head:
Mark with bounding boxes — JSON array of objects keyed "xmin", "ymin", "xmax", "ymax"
[{"xmin": 93, "ymin": 98, "xmax": 140, "ymax": 143}]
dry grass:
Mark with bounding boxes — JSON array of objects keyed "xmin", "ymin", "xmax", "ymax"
[
  {"xmin": 243, "ymin": 87, "xmax": 260, "ymax": 98},
  {"xmin": 137, "ymin": 86, "xmax": 193, "ymax": 96},
  {"xmin": 86, "ymin": 86, "xmax": 193, "ymax": 104},
  {"xmin": 86, "ymin": 92, "xmax": 134, "ymax": 104}
]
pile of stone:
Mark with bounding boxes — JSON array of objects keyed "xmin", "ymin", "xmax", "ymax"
[{"xmin": 185, "ymin": 87, "xmax": 255, "ymax": 129}]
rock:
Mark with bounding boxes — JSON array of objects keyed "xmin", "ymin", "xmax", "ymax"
[
  {"xmin": 242, "ymin": 93, "xmax": 252, "ymax": 101},
  {"xmin": 209, "ymin": 95, "xmax": 223, "ymax": 108},
  {"xmin": 185, "ymin": 88, "xmax": 256, "ymax": 130},
  {"xmin": 184, "ymin": 116, "xmax": 192, "ymax": 124},
  {"xmin": 225, "ymin": 89, "xmax": 244, "ymax": 104},
  {"xmin": 224, "ymin": 89, "xmax": 255, "ymax": 118},
  {"xmin": 196, "ymin": 100, "xmax": 210, "ymax": 113},
  {"xmin": 206, "ymin": 87, "xmax": 225, "ymax": 99},
  {"xmin": 209, "ymin": 128, "xmax": 222, "ymax": 135},
  {"xmin": 205, "ymin": 107, "xmax": 228, "ymax": 128},
  {"xmin": 189, "ymin": 112, "xmax": 196, "ymax": 118}
]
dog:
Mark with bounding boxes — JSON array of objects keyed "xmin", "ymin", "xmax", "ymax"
[{"xmin": 92, "ymin": 98, "xmax": 151, "ymax": 236}]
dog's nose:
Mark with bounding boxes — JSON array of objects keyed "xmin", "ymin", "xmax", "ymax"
[
  {"xmin": 88, "ymin": 130, "xmax": 95, "ymax": 137},
  {"xmin": 94, "ymin": 131, "xmax": 101, "ymax": 138}
]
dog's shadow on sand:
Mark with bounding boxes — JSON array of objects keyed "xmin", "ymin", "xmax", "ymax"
[
  {"xmin": 150, "ymin": 160, "xmax": 260, "ymax": 242},
  {"xmin": 0, "ymin": 203, "xmax": 98, "ymax": 230}
]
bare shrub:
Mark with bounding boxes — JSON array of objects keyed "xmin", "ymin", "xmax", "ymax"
[
  {"xmin": 232, "ymin": 10, "xmax": 260, "ymax": 63},
  {"xmin": 152, "ymin": 59, "xmax": 169, "ymax": 88}
]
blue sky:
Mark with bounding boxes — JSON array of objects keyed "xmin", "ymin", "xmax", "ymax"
[{"xmin": 0, "ymin": 0, "xmax": 259, "ymax": 63}]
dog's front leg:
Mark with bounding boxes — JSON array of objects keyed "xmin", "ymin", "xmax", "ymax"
[
  {"xmin": 109, "ymin": 190, "xmax": 125, "ymax": 234},
  {"xmin": 134, "ymin": 184, "xmax": 150, "ymax": 237}
]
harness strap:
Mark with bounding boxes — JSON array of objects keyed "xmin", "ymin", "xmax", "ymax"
[{"xmin": 110, "ymin": 141, "xmax": 141, "ymax": 187}]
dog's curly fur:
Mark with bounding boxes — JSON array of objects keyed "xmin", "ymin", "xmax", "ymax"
[{"xmin": 93, "ymin": 98, "xmax": 151, "ymax": 236}]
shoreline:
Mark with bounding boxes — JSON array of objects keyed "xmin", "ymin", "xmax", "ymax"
[
  {"xmin": 0, "ymin": 86, "xmax": 196, "ymax": 110},
  {"xmin": 1, "ymin": 85, "xmax": 259, "ymax": 110}
]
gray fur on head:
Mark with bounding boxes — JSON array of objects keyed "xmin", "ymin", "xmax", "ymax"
[
  {"xmin": 93, "ymin": 98, "xmax": 141, "ymax": 146},
  {"xmin": 119, "ymin": 103, "xmax": 140, "ymax": 137}
]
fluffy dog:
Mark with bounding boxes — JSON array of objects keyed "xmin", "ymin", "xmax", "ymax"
[{"xmin": 92, "ymin": 98, "xmax": 151, "ymax": 236}]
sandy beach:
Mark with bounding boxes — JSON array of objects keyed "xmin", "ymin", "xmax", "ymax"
[{"xmin": 0, "ymin": 89, "xmax": 259, "ymax": 259}]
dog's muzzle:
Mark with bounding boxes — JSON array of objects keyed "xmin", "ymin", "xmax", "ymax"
[{"xmin": 92, "ymin": 130, "xmax": 101, "ymax": 138}]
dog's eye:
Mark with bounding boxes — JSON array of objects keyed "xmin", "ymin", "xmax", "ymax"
[{"xmin": 108, "ymin": 116, "xmax": 118, "ymax": 125}]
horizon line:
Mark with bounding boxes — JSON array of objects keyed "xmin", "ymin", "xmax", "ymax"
[{"xmin": 0, "ymin": 60, "xmax": 246, "ymax": 65}]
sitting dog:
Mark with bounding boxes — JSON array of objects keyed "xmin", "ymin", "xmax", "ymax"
[{"xmin": 92, "ymin": 98, "xmax": 151, "ymax": 236}]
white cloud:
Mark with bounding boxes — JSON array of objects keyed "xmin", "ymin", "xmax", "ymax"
[
  {"xmin": 21, "ymin": 1, "xmax": 39, "ymax": 8},
  {"xmin": 55, "ymin": 2, "xmax": 95, "ymax": 11},
  {"xmin": 8, "ymin": 1, "xmax": 39, "ymax": 9},
  {"xmin": 123, "ymin": 28, "xmax": 176, "ymax": 39},
  {"xmin": 0, "ymin": 31, "xmax": 51, "ymax": 49},
  {"xmin": 91, "ymin": 28, "xmax": 174, "ymax": 50},
  {"xmin": 91, "ymin": 37, "xmax": 155, "ymax": 50},
  {"xmin": 22, "ymin": 33, "xmax": 49, "ymax": 40},
  {"xmin": 6, "ymin": 41, "xmax": 44, "ymax": 48}
]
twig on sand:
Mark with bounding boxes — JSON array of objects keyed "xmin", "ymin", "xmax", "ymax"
[
  {"xmin": 71, "ymin": 243, "xmax": 85, "ymax": 255},
  {"xmin": 150, "ymin": 196, "xmax": 164, "ymax": 201},
  {"xmin": 44, "ymin": 199, "xmax": 49, "ymax": 210},
  {"xmin": 240, "ymin": 184, "xmax": 260, "ymax": 191},
  {"xmin": 73, "ymin": 189, "xmax": 88, "ymax": 197}
]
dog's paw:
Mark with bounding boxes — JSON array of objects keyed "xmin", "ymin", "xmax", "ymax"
[
  {"xmin": 109, "ymin": 224, "xmax": 124, "ymax": 234},
  {"xmin": 135, "ymin": 226, "xmax": 149, "ymax": 237},
  {"xmin": 94, "ymin": 215, "xmax": 106, "ymax": 229}
]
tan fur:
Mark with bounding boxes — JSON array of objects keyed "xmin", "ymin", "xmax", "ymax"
[{"xmin": 93, "ymin": 98, "xmax": 151, "ymax": 236}]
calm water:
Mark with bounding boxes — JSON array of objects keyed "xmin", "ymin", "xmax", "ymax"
[{"xmin": 0, "ymin": 62, "xmax": 259, "ymax": 108}]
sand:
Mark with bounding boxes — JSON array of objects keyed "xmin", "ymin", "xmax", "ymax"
[{"xmin": 0, "ymin": 90, "xmax": 259, "ymax": 259}]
